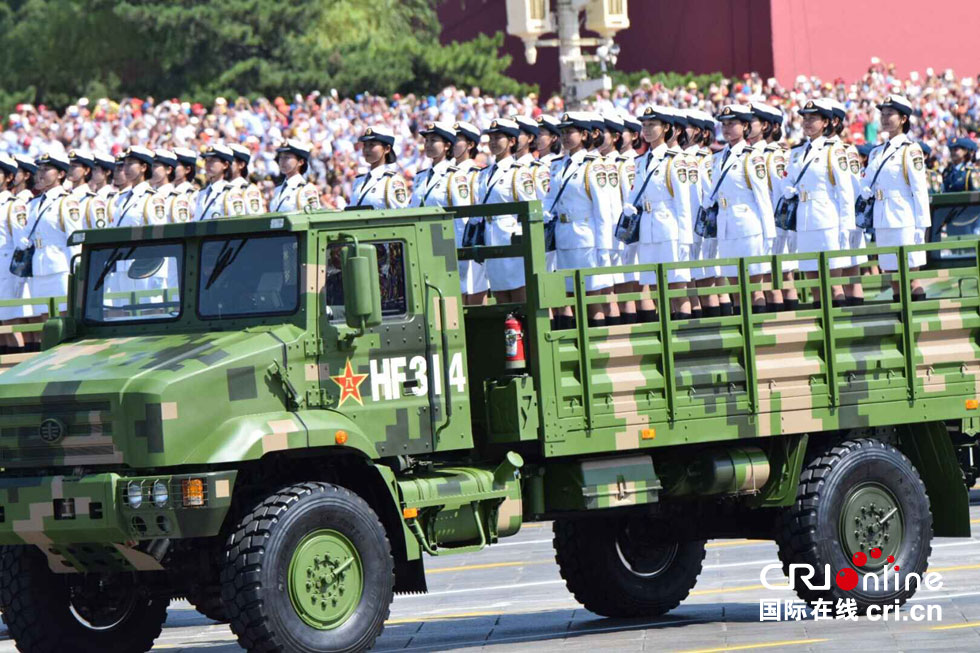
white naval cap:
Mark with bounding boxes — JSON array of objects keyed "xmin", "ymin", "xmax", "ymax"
[
  {"xmin": 876, "ymin": 93, "xmax": 913, "ymax": 116},
  {"xmin": 201, "ymin": 144, "xmax": 235, "ymax": 162},
  {"xmin": 36, "ymin": 151, "xmax": 71, "ymax": 171},
  {"xmin": 229, "ymin": 143, "xmax": 252, "ymax": 163}
]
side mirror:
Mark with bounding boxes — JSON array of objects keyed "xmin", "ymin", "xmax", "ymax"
[
  {"xmin": 128, "ymin": 256, "xmax": 165, "ymax": 279},
  {"xmin": 41, "ymin": 317, "xmax": 77, "ymax": 350},
  {"xmin": 341, "ymin": 242, "xmax": 382, "ymax": 332}
]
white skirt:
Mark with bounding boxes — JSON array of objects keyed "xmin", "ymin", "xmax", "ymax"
[
  {"xmin": 772, "ymin": 228, "xmax": 798, "ymax": 274},
  {"xmin": 693, "ymin": 237, "xmax": 721, "ymax": 280},
  {"xmin": 796, "ymin": 227, "xmax": 844, "ymax": 272},
  {"xmin": 556, "ymin": 247, "xmax": 611, "ymax": 292},
  {"xmin": 460, "ymin": 260, "xmax": 489, "ymax": 295},
  {"xmin": 875, "ymin": 226, "xmax": 926, "ymax": 271},
  {"xmin": 486, "ymin": 256, "xmax": 525, "ymax": 292},
  {"xmin": 616, "ymin": 242, "xmax": 640, "ymax": 283},
  {"xmin": 27, "ymin": 273, "xmax": 68, "ymax": 315},
  {"xmin": 638, "ymin": 239, "xmax": 691, "ymax": 286},
  {"xmin": 719, "ymin": 234, "xmax": 770, "ymax": 278},
  {"xmin": 0, "ymin": 251, "xmax": 30, "ymax": 320},
  {"xmin": 598, "ymin": 249, "xmax": 624, "ymax": 286},
  {"xmin": 839, "ymin": 228, "xmax": 868, "ymax": 267}
]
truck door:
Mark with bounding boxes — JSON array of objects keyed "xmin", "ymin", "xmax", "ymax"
[{"xmin": 318, "ymin": 227, "xmax": 439, "ymax": 456}]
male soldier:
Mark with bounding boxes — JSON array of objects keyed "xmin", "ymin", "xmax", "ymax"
[
  {"xmin": 270, "ymin": 140, "xmax": 321, "ymax": 213},
  {"xmin": 228, "ymin": 144, "xmax": 266, "ymax": 215},
  {"xmin": 194, "ymin": 145, "xmax": 236, "ymax": 220},
  {"xmin": 942, "ymin": 137, "xmax": 978, "ymax": 192}
]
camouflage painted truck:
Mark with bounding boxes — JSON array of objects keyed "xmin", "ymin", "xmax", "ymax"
[{"xmin": 0, "ymin": 198, "xmax": 977, "ymax": 653}]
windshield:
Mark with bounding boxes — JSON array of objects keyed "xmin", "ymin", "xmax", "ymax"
[
  {"xmin": 84, "ymin": 242, "xmax": 183, "ymax": 323},
  {"xmin": 198, "ymin": 235, "xmax": 300, "ymax": 318}
]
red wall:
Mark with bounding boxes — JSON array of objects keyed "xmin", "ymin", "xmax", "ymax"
[
  {"xmin": 438, "ymin": 0, "xmax": 980, "ymax": 93},
  {"xmin": 769, "ymin": 0, "xmax": 980, "ymax": 83}
]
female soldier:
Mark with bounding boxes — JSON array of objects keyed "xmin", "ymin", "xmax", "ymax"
[
  {"xmin": 270, "ymin": 139, "xmax": 321, "ymax": 213},
  {"xmin": 0, "ymin": 155, "xmax": 26, "ymax": 349},
  {"xmin": 350, "ymin": 127, "xmax": 409, "ymax": 211},
  {"xmin": 782, "ymin": 99, "xmax": 851, "ymax": 306},
  {"xmin": 621, "ymin": 106, "xmax": 691, "ymax": 321},
  {"xmin": 661, "ymin": 107, "xmax": 696, "ymax": 319},
  {"xmin": 11, "ymin": 155, "xmax": 36, "ymax": 203},
  {"xmin": 21, "ymin": 153, "xmax": 82, "ymax": 322},
  {"xmin": 229, "ymin": 144, "xmax": 266, "ymax": 215},
  {"xmin": 194, "ymin": 145, "xmax": 235, "ymax": 220},
  {"xmin": 452, "ymin": 121, "xmax": 489, "ymax": 305},
  {"xmin": 169, "ymin": 147, "xmax": 198, "ymax": 223},
  {"xmin": 829, "ymin": 99, "xmax": 866, "ymax": 305},
  {"xmin": 543, "ymin": 112, "xmax": 614, "ymax": 327},
  {"xmin": 409, "ymin": 121, "xmax": 471, "ymax": 212},
  {"xmin": 711, "ymin": 104, "xmax": 775, "ymax": 312},
  {"xmin": 108, "ymin": 153, "xmax": 130, "ymax": 223},
  {"xmin": 681, "ymin": 109, "xmax": 708, "ymax": 318},
  {"xmin": 613, "ymin": 111, "xmax": 642, "ymax": 322},
  {"xmin": 860, "ymin": 94, "xmax": 930, "ymax": 299},
  {"xmin": 750, "ymin": 103, "xmax": 793, "ymax": 311},
  {"xmin": 474, "ymin": 118, "xmax": 536, "ymax": 305}
]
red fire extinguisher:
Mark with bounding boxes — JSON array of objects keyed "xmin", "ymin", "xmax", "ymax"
[{"xmin": 504, "ymin": 314, "xmax": 525, "ymax": 371}]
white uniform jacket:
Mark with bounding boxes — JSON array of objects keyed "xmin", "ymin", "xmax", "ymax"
[
  {"xmin": 350, "ymin": 165, "xmax": 408, "ymax": 211},
  {"xmin": 710, "ymin": 141, "xmax": 775, "ymax": 241},
  {"xmin": 864, "ymin": 133, "xmax": 930, "ymax": 230}
]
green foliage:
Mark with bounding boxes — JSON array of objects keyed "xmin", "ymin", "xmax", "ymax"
[{"xmin": 0, "ymin": 0, "xmax": 525, "ymax": 113}]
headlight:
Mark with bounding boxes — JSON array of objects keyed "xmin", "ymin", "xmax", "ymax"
[
  {"xmin": 152, "ymin": 481, "xmax": 169, "ymax": 508},
  {"xmin": 127, "ymin": 481, "xmax": 143, "ymax": 509}
]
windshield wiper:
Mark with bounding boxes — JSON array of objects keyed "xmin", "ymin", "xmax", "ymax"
[
  {"xmin": 204, "ymin": 238, "xmax": 249, "ymax": 290},
  {"xmin": 93, "ymin": 246, "xmax": 135, "ymax": 291}
]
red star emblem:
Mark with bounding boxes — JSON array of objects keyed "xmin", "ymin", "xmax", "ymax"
[{"xmin": 330, "ymin": 359, "xmax": 368, "ymax": 407}]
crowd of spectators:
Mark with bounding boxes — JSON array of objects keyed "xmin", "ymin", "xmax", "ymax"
[{"xmin": 2, "ymin": 58, "xmax": 978, "ymax": 208}]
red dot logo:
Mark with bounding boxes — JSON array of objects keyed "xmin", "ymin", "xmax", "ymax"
[
  {"xmin": 852, "ymin": 552, "xmax": 868, "ymax": 567},
  {"xmin": 887, "ymin": 555, "xmax": 895, "ymax": 564},
  {"xmin": 836, "ymin": 568, "xmax": 859, "ymax": 591},
  {"xmin": 870, "ymin": 548, "xmax": 882, "ymax": 559}
]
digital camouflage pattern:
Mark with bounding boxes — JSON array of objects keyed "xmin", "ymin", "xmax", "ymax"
[{"xmin": 0, "ymin": 196, "xmax": 975, "ymax": 577}]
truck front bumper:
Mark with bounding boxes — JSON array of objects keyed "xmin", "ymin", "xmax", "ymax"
[{"xmin": 0, "ymin": 470, "xmax": 237, "ymax": 547}]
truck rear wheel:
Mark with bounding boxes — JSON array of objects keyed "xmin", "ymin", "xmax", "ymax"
[
  {"xmin": 220, "ymin": 482, "xmax": 394, "ymax": 653},
  {"xmin": 0, "ymin": 545, "xmax": 168, "ymax": 653},
  {"xmin": 553, "ymin": 514, "xmax": 706, "ymax": 618},
  {"xmin": 777, "ymin": 438, "xmax": 932, "ymax": 611},
  {"xmin": 184, "ymin": 582, "xmax": 228, "ymax": 623}
]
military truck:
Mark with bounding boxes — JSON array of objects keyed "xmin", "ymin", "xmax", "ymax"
[{"xmin": 0, "ymin": 199, "xmax": 976, "ymax": 653}]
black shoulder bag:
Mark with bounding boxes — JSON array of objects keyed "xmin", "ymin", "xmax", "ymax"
[
  {"xmin": 544, "ymin": 159, "xmax": 580, "ymax": 252},
  {"xmin": 615, "ymin": 155, "xmax": 668, "ymax": 245},
  {"xmin": 461, "ymin": 169, "xmax": 501, "ymax": 248},
  {"xmin": 10, "ymin": 199, "xmax": 48, "ymax": 278},
  {"xmin": 695, "ymin": 155, "xmax": 739, "ymax": 239},
  {"xmin": 774, "ymin": 150, "xmax": 819, "ymax": 232},
  {"xmin": 854, "ymin": 144, "xmax": 905, "ymax": 232}
]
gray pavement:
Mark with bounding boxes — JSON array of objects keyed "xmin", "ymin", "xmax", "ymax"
[{"xmin": 2, "ymin": 493, "xmax": 980, "ymax": 652}]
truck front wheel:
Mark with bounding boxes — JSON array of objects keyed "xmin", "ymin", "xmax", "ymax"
[
  {"xmin": 553, "ymin": 514, "xmax": 706, "ymax": 618},
  {"xmin": 777, "ymin": 438, "xmax": 932, "ymax": 611},
  {"xmin": 0, "ymin": 546, "xmax": 168, "ymax": 653},
  {"xmin": 220, "ymin": 481, "xmax": 394, "ymax": 653}
]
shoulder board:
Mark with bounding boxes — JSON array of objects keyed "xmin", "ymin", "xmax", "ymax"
[
  {"xmin": 355, "ymin": 173, "xmax": 367, "ymax": 180},
  {"xmin": 665, "ymin": 151, "xmax": 677, "ymax": 158},
  {"xmin": 583, "ymin": 153, "xmax": 598, "ymax": 160},
  {"xmin": 791, "ymin": 142, "xmax": 807, "ymax": 150},
  {"xmin": 446, "ymin": 165, "xmax": 459, "ymax": 173},
  {"xmin": 381, "ymin": 170, "xmax": 395, "ymax": 177},
  {"xmin": 529, "ymin": 160, "xmax": 542, "ymax": 167}
]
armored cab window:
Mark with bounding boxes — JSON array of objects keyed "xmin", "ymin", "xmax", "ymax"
[
  {"xmin": 198, "ymin": 235, "xmax": 299, "ymax": 318},
  {"xmin": 84, "ymin": 242, "xmax": 183, "ymax": 323},
  {"xmin": 325, "ymin": 241, "xmax": 407, "ymax": 323}
]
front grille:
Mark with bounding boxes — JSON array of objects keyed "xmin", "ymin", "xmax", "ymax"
[{"xmin": 0, "ymin": 399, "xmax": 121, "ymax": 466}]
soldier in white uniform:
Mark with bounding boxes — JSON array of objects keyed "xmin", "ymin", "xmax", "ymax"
[
  {"xmin": 474, "ymin": 119, "xmax": 536, "ymax": 305},
  {"xmin": 0, "ymin": 154, "xmax": 28, "ymax": 347},
  {"xmin": 194, "ymin": 145, "xmax": 236, "ymax": 220},
  {"xmin": 229, "ymin": 144, "xmax": 266, "ymax": 215},
  {"xmin": 20, "ymin": 152, "xmax": 82, "ymax": 320},
  {"xmin": 85, "ymin": 152, "xmax": 116, "ymax": 229},
  {"xmin": 860, "ymin": 94, "xmax": 930, "ymax": 299},
  {"xmin": 711, "ymin": 104, "xmax": 776, "ymax": 313},
  {"xmin": 829, "ymin": 99, "xmax": 866, "ymax": 305},
  {"xmin": 269, "ymin": 140, "xmax": 321, "ymax": 214},
  {"xmin": 451, "ymin": 121, "xmax": 489, "ymax": 305},
  {"xmin": 12, "ymin": 155, "xmax": 36, "ymax": 203},
  {"xmin": 680, "ymin": 109, "xmax": 708, "ymax": 318},
  {"xmin": 596, "ymin": 112, "xmax": 631, "ymax": 324},
  {"xmin": 621, "ymin": 106, "xmax": 691, "ymax": 321},
  {"xmin": 110, "ymin": 147, "xmax": 166, "ymax": 304},
  {"xmin": 782, "ymin": 99, "xmax": 851, "ymax": 306},
  {"xmin": 661, "ymin": 107, "xmax": 697, "ymax": 319},
  {"xmin": 165, "ymin": 148, "xmax": 197, "ymax": 223},
  {"xmin": 65, "ymin": 149, "xmax": 105, "ymax": 233},
  {"xmin": 410, "ymin": 121, "xmax": 471, "ymax": 211},
  {"xmin": 544, "ymin": 112, "xmax": 614, "ymax": 327},
  {"xmin": 612, "ymin": 111, "xmax": 641, "ymax": 322},
  {"xmin": 108, "ymin": 153, "xmax": 131, "ymax": 224},
  {"xmin": 350, "ymin": 128, "xmax": 408, "ymax": 211}
]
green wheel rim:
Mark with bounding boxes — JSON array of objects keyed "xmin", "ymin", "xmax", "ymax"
[
  {"xmin": 839, "ymin": 482, "xmax": 904, "ymax": 572},
  {"xmin": 287, "ymin": 529, "xmax": 364, "ymax": 630}
]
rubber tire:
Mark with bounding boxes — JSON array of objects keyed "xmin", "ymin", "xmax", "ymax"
[
  {"xmin": 220, "ymin": 482, "xmax": 394, "ymax": 653},
  {"xmin": 185, "ymin": 582, "xmax": 228, "ymax": 623},
  {"xmin": 777, "ymin": 438, "xmax": 932, "ymax": 611},
  {"xmin": 553, "ymin": 515, "xmax": 706, "ymax": 618},
  {"xmin": 0, "ymin": 545, "xmax": 168, "ymax": 653}
]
